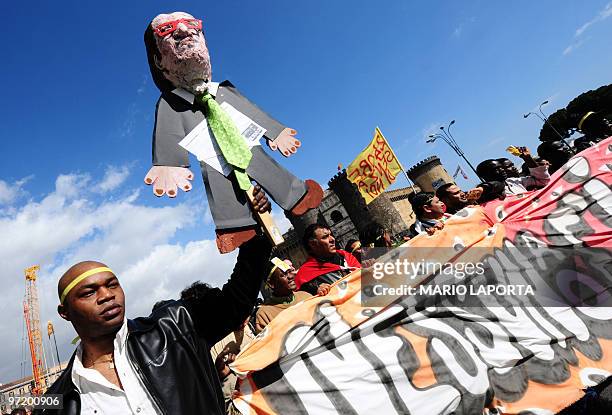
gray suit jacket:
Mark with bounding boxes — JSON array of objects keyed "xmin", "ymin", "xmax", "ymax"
[{"xmin": 152, "ymin": 80, "xmax": 286, "ymax": 168}]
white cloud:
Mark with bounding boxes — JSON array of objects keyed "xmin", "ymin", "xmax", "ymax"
[
  {"xmin": 563, "ymin": 2, "xmax": 611, "ymax": 55},
  {"xmin": 54, "ymin": 173, "xmax": 91, "ymax": 199},
  {"xmin": 0, "ymin": 176, "xmax": 32, "ymax": 205},
  {"xmin": 120, "ymin": 241, "xmax": 238, "ymax": 315},
  {"xmin": 271, "ymin": 209, "xmax": 292, "ymax": 234},
  {"xmin": 0, "ymin": 169, "xmax": 240, "ymax": 383},
  {"xmin": 96, "ymin": 165, "xmax": 131, "ymax": 193},
  {"xmin": 575, "ymin": 2, "xmax": 612, "ymax": 37},
  {"xmin": 562, "ymin": 37, "xmax": 587, "ymax": 56}
]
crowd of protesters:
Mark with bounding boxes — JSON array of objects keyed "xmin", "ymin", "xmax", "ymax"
[
  {"xmin": 202, "ymin": 143, "xmax": 573, "ymax": 414},
  {"xmin": 32, "ymin": 133, "xmax": 612, "ymax": 415}
]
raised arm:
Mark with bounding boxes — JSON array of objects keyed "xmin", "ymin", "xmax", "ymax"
[
  {"xmin": 182, "ymin": 186, "xmax": 272, "ymax": 345},
  {"xmin": 186, "ymin": 234, "xmax": 272, "ymax": 345}
]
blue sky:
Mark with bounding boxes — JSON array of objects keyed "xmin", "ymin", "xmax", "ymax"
[{"xmin": 1, "ymin": 0, "xmax": 611, "ymax": 382}]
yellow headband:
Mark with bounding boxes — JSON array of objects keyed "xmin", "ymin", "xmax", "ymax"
[
  {"xmin": 60, "ymin": 267, "xmax": 113, "ymax": 305},
  {"xmin": 578, "ymin": 111, "xmax": 595, "ymax": 130}
]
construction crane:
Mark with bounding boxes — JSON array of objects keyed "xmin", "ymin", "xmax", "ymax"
[
  {"xmin": 47, "ymin": 321, "xmax": 62, "ymax": 371},
  {"xmin": 24, "ymin": 265, "xmax": 47, "ymax": 395}
]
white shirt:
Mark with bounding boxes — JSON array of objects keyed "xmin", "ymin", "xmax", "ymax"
[
  {"xmin": 71, "ymin": 320, "xmax": 161, "ymax": 415},
  {"xmin": 505, "ymin": 165, "xmax": 550, "ymax": 194},
  {"xmin": 173, "ymin": 84, "xmax": 267, "ymax": 176}
]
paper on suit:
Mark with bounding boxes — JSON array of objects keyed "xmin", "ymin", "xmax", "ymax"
[{"xmin": 178, "ymin": 102, "xmax": 267, "ymax": 176}]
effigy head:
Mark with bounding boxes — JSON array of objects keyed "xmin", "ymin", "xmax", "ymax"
[{"xmin": 145, "ymin": 12, "xmax": 211, "ymax": 94}]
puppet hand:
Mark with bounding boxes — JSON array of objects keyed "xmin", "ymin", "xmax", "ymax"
[
  {"xmin": 268, "ymin": 128, "xmax": 301, "ymax": 157},
  {"xmin": 144, "ymin": 166, "xmax": 193, "ymax": 198}
]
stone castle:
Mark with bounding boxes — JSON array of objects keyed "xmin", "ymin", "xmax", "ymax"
[{"xmin": 275, "ymin": 155, "xmax": 454, "ymax": 266}]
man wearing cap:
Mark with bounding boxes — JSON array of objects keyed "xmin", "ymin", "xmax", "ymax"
[
  {"xmin": 37, "ymin": 189, "xmax": 271, "ymax": 415},
  {"xmin": 254, "ymin": 258, "xmax": 312, "ymax": 334}
]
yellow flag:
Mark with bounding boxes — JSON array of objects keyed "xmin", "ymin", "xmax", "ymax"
[{"xmin": 346, "ymin": 128, "xmax": 403, "ymax": 204}]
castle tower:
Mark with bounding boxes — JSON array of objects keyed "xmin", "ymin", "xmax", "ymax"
[
  {"xmin": 406, "ymin": 156, "xmax": 454, "ymax": 193},
  {"xmin": 285, "ymin": 201, "xmax": 326, "ymax": 240},
  {"xmin": 328, "ymin": 170, "xmax": 408, "ymax": 237}
]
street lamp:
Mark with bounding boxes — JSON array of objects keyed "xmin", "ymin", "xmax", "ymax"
[
  {"xmin": 426, "ymin": 120, "xmax": 481, "ymax": 179},
  {"xmin": 524, "ymin": 100, "xmax": 575, "ymax": 152}
]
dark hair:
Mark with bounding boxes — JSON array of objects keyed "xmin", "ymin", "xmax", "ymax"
[
  {"xmin": 435, "ymin": 182, "xmax": 455, "ymax": 199},
  {"xmin": 537, "ymin": 141, "xmax": 572, "ymax": 172},
  {"xmin": 476, "ymin": 181, "xmax": 506, "ymax": 204},
  {"xmin": 144, "ymin": 22, "xmax": 175, "ymax": 93},
  {"xmin": 180, "ymin": 281, "xmax": 212, "ymax": 302},
  {"xmin": 409, "ymin": 192, "xmax": 434, "ymax": 216},
  {"xmin": 301, "ymin": 223, "xmax": 330, "ymax": 250},
  {"xmin": 476, "ymin": 159, "xmax": 497, "ymax": 181},
  {"xmin": 359, "ymin": 222, "xmax": 387, "ymax": 247}
]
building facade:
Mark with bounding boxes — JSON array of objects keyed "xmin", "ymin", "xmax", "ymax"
[{"xmin": 273, "ymin": 156, "xmax": 455, "ymax": 266}]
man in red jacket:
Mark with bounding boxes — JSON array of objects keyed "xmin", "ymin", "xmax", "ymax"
[{"xmin": 295, "ymin": 223, "xmax": 361, "ymax": 295}]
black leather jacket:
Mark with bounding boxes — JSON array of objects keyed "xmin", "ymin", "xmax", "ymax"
[{"xmin": 36, "ymin": 236, "xmax": 271, "ymax": 415}]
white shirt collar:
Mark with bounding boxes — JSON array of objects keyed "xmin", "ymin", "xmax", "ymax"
[
  {"xmin": 114, "ymin": 318, "xmax": 129, "ymax": 353},
  {"xmin": 172, "ymin": 82, "xmax": 219, "ymax": 104},
  {"xmin": 71, "ymin": 319, "xmax": 128, "ymax": 391}
]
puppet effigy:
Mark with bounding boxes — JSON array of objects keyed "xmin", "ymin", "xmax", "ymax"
[{"xmin": 143, "ymin": 12, "xmax": 323, "ymax": 253}]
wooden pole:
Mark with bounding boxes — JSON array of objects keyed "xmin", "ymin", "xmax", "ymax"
[{"xmin": 246, "ymin": 186, "xmax": 285, "ymax": 246}]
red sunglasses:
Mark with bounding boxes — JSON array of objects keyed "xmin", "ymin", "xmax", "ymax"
[{"xmin": 154, "ymin": 18, "xmax": 202, "ymax": 37}]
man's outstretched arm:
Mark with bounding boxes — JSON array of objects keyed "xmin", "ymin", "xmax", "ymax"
[
  {"xmin": 181, "ymin": 185, "xmax": 272, "ymax": 345},
  {"xmin": 184, "ymin": 234, "xmax": 271, "ymax": 346}
]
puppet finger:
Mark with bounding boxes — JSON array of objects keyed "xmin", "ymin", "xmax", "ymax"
[
  {"xmin": 293, "ymin": 139, "xmax": 301, "ymax": 148},
  {"xmin": 179, "ymin": 168, "xmax": 194, "ymax": 181},
  {"xmin": 165, "ymin": 179, "xmax": 178, "ymax": 198},
  {"xmin": 268, "ymin": 140, "xmax": 278, "ymax": 151},
  {"xmin": 144, "ymin": 169, "xmax": 158, "ymax": 185},
  {"xmin": 153, "ymin": 175, "xmax": 167, "ymax": 197},
  {"xmin": 172, "ymin": 170, "xmax": 192, "ymax": 192}
]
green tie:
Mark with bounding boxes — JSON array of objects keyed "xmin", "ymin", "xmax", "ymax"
[{"xmin": 197, "ymin": 93, "xmax": 253, "ymax": 190}]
